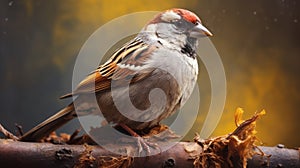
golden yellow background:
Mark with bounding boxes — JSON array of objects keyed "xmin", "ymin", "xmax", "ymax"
[{"xmin": 1, "ymin": 0, "xmax": 299, "ymax": 147}]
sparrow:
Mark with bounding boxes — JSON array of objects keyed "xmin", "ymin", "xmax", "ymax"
[{"xmin": 20, "ymin": 8, "xmax": 212, "ymax": 142}]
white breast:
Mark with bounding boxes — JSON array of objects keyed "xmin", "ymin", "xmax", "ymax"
[{"xmin": 144, "ymin": 48, "xmax": 198, "ymax": 106}]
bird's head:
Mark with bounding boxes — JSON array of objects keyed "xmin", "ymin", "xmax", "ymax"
[
  {"xmin": 143, "ymin": 8, "xmax": 212, "ymax": 40},
  {"xmin": 140, "ymin": 8, "xmax": 212, "ymax": 56}
]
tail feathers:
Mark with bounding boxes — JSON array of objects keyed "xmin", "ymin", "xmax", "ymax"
[{"xmin": 20, "ymin": 104, "xmax": 76, "ymax": 142}]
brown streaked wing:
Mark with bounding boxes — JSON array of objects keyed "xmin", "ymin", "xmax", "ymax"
[
  {"xmin": 112, "ymin": 44, "xmax": 157, "ymax": 80},
  {"xmin": 60, "ymin": 38, "xmax": 158, "ymax": 99},
  {"xmin": 60, "ymin": 71, "xmax": 111, "ymax": 99}
]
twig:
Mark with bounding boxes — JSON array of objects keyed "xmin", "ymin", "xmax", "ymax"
[
  {"xmin": 0, "ymin": 124, "xmax": 19, "ymax": 140},
  {"xmin": 15, "ymin": 123, "xmax": 24, "ymax": 136}
]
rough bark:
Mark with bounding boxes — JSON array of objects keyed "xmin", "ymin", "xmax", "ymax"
[{"xmin": 0, "ymin": 139, "xmax": 298, "ymax": 168}]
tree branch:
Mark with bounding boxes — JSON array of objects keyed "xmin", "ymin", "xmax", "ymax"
[
  {"xmin": 1, "ymin": 109, "xmax": 298, "ymax": 167},
  {"xmin": 0, "ymin": 139, "xmax": 299, "ymax": 168}
]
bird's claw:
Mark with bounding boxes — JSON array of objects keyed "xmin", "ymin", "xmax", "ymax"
[{"xmin": 136, "ymin": 136, "xmax": 161, "ymax": 156}]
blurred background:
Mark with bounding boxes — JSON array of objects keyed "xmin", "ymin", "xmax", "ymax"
[{"xmin": 0, "ymin": 0, "xmax": 299, "ymax": 147}]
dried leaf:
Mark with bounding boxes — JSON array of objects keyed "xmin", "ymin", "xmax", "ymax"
[
  {"xmin": 193, "ymin": 108, "xmax": 266, "ymax": 168},
  {"xmin": 74, "ymin": 144, "xmax": 96, "ymax": 168},
  {"xmin": 98, "ymin": 156, "xmax": 133, "ymax": 168},
  {"xmin": 235, "ymin": 107, "xmax": 245, "ymax": 127}
]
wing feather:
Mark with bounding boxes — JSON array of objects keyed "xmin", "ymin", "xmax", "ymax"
[{"xmin": 60, "ymin": 38, "xmax": 158, "ymax": 99}]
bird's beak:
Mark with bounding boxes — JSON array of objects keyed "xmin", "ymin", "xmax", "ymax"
[{"xmin": 189, "ymin": 24, "xmax": 213, "ymax": 38}]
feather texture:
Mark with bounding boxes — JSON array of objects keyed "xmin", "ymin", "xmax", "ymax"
[{"xmin": 60, "ymin": 38, "xmax": 157, "ymax": 99}]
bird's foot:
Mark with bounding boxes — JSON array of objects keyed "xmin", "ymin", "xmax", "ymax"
[
  {"xmin": 136, "ymin": 136, "xmax": 161, "ymax": 156},
  {"xmin": 118, "ymin": 123, "xmax": 161, "ymax": 156},
  {"xmin": 143, "ymin": 124, "xmax": 181, "ymax": 141}
]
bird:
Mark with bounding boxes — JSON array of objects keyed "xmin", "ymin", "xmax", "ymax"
[{"xmin": 20, "ymin": 8, "xmax": 213, "ymax": 143}]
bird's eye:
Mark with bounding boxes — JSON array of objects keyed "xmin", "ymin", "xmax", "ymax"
[
  {"xmin": 171, "ymin": 19, "xmax": 180, "ymax": 24},
  {"xmin": 173, "ymin": 19, "xmax": 195, "ymax": 31},
  {"xmin": 173, "ymin": 20, "xmax": 185, "ymax": 27}
]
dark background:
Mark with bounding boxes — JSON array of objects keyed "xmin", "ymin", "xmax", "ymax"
[{"xmin": 1, "ymin": 0, "xmax": 299, "ymax": 147}]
